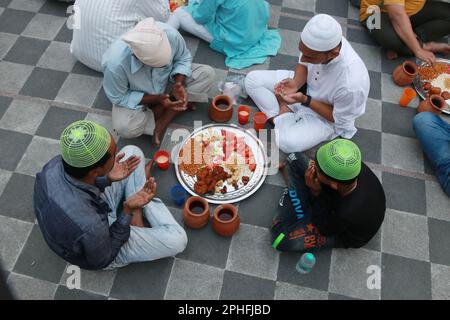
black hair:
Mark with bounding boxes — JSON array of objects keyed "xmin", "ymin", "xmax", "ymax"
[
  {"xmin": 314, "ymin": 153, "xmax": 359, "ymax": 186},
  {"xmin": 62, "ymin": 152, "xmax": 111, "ymax": 179}
]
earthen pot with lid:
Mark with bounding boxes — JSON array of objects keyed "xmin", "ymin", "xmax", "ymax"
[
  {"xmin": 183, "ymin": 196, "xmax": 210, "ymax": 229},
  {"xmin": 212, "ymin": 204, "xmax": 240, "ymax": 237},
  {"xmin": 392, "ymin": 61, "xmax": 419, "ymax": 86},
  {"xmin": 417, "ymin": 94, "xmax": 445, "ymax": 115},
  {"xmin": 209, "ymin": 95, "xmax": 233, "ymax": 123}
]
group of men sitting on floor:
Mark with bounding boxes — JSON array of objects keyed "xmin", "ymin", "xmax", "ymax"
[{"xmin": 33, "ymin": 0, "xmax": 449, "ymax": 270}]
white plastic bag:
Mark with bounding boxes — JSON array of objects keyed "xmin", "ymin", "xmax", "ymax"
[{"xmin": 218, "ymin": 74, "xmax": 248, "ymax": 104}]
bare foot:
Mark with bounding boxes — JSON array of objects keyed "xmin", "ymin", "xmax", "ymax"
[
  {"xmin": 152, "ymin": 115, "xmax": 175, "ymax": 147},
  {"xmin": 151, "ymin": 104, "xmax": 166, "ymax": 121},
  {"xmin": 152, "ymin": 121, "xmax": 167, "ymax": 147},
  {"xmin": 386, "ymin": 50, "xmax": 398, "ymax": 60},
  {"xmin": 152, "ymin": 132, "xmax": 162, "ymax": 147},
  {"xmin": 423, "ymin": 42, "xmax": 450, "ymax": 55},
  {"xmin": 152, "ymin": 109, "xmax": 181, "ymax": 147}
]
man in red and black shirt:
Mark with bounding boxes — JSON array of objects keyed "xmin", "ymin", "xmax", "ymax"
[{"xmin": 271, "ymin": 139, "xmax": 386, "ymax": 252}]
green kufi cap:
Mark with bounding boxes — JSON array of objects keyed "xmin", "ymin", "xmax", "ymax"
[
  {"xmin": 316, "ymin": 139, "xmax": 361, "ymax": 181},
  {"xmin": 60, "ymin": 120, "xmax": 111, "ymax": 168}
]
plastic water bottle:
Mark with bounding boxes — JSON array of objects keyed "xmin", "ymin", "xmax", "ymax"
[{"xmin": 296, "ymin": 253, "xmax": 316, "ymax": 274}]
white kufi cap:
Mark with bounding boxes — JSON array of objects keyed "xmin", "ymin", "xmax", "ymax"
[{"xmin": 301, "ymin": 14, "xmax": 343, "ymax": 52}]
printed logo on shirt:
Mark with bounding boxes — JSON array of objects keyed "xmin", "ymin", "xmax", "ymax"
[
  {"xmin": 287, "ymin": 224, "xmax": 328, "ymax": 249},
  {"xmin": 288, "ymin": 189, "xmax": 304, "ymax": 220}
]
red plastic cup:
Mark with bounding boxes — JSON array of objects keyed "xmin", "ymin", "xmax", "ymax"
[
  {"xmin": 238, "ymin": 105, "xmax": 251, "ymax": 125},
  {"xmin": 154, "ymin": 150, "xmax": 170, "ymax": 170},
  {"xmin": 253, "ymin": 112, "xmax": 268, "ymax": 132},
  {"xmin": 399, "ymin": 88, "xmax": 417, "ymax": 107}
]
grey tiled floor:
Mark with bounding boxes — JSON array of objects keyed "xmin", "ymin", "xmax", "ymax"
[{"xmin": 1, "ymin": 0, "xmax": 450, "ymax": 300}]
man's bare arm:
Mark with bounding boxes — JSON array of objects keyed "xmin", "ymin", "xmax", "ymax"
[
  {"xmin": 386, "ymin": 4, "xmax": 435, "ymax": 64},
  {"xmin": 309, "ymin": 99, "xmax": 334, "ymax": 123},
  {"xmin": 292, "ymin": 64, "xmax": 308, "ymax": 89}
]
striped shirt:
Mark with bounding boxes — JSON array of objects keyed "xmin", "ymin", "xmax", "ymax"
[{"xmin": 71, "ymin": 0, "xmax": 170, "ymax": 71}]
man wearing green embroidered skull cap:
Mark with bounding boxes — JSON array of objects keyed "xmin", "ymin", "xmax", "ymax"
[
  {"xmin": 34, "ymin": 120, "xmax": 187, "ymax": 270},
  {"xmin": 271, "ymin": 139, "xmax": 386, "ymax": 252}
]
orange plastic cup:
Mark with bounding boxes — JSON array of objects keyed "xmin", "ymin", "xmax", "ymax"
[
  {"xmin": 399, "ymin": 88, "xmax": 417, "ymax": 107},
  {"xmin": 154, "ymin": 150, "xmax": 170, "ymax": 170},
  {"xmin": 238, "ymin": 105, "xmax": 251, "ymax": 125},
  {"xmin": 254, "ymin": 112, "xmax": 268, "ymax": 132}
]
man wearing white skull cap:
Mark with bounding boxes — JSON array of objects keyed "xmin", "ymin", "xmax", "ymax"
[
  {"xmin": 245, "ymin": 14, "xmax": 370, "ymax": 154},
  {"xmin": 102, "ymin": 18, "xmax": 215, "ymax": 146}
]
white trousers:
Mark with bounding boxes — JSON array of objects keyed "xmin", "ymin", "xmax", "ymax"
[
  {"xmin": 167, "ymin": 7, "xmax": 214, "ymax": 43},
  {"xmin": 245, "ymin": 70, "xmax": 337, "ymax": 154}
]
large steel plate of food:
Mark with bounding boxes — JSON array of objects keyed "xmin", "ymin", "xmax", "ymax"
[
  {"xmin": 175, "ymin": 124, "xmax": 268, "ymax": 204},
  {"xmin": 413, "ymin": 58, "xmax": 450, "ymax": 115}
]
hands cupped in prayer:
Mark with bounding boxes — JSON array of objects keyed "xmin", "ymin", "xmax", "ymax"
[
  {"xmin": 125, "ymin": 177, "xmax": 157, "ymax": 211},
  {"xmin": 107, "ymin": 153, "xmax": 141, "ymax": 183},
  {"xmin": 275, "ymin": 78, "xmax": 300, "ymax": 96}
]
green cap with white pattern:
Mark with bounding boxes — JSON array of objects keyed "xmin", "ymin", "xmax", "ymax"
[
  {"xmin": 316, "ymin": 139, "xmax": 361, "ymax": 181},
  {"xmin": 60, "ymin": 120, "xmax": 111, "ymax": 168}
]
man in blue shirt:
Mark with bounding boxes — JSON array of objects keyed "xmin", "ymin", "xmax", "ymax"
[
  {"xmin": 34, "ymin": 120, "xmax": 187, "ymax": 270},
  {"xmin": 102, "ymin": 17, "xmax": 215, "ymax": 146}
]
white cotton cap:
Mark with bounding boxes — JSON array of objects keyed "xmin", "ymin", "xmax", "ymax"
[
  {"xmin": 301, "ymin": 14, "xmax": 343, "ymax": 52},
  {"xmin": 122, "ymin": 18, "xmax": 172, "ymax": 68}
]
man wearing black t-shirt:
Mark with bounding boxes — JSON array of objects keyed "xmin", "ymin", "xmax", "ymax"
[{"xmin": 271, "ymin": 139, "xmax": 386, "ymax": 252}]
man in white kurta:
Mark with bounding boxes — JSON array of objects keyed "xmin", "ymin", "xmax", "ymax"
[{"xmin": 245, "ymin": 14, "xmax": 370, "ymax": 154}]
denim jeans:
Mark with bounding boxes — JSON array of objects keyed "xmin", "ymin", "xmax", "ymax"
[
  {"xmin": 413, "ymin": 112, "xmax": 450, "ymax": 197},
  {"xmin": 102, "ymin": 145, "xmax": 188, "ymax": 269}
]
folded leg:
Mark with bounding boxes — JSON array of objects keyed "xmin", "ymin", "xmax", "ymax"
[{"xmin": 274, "ymin": 108, "xmax": 337, "ymax": 154}]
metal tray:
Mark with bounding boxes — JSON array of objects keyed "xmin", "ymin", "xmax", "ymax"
[
  {"xmin": 413, "ymin": 58, "xmax": 450, "ymax": 115},
  {"xmin": 175, "ymin": 124, "xmax": 268, "ymax": 204}
]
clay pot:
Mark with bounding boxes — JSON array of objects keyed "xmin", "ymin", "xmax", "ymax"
[
  {"xmin": 183, "ymin": 196, "xmax": 210, "ymax": 229},
  {"xmin": 209, "ymin": 95, "xmax": 233, "ymax": 123},
  {"xmin": 212, "ymin": 204, "xmax": 240, "ymax": 237},
  {"xmin": 417, "ymin": 94, "xmax": 445, "ymax": 115},
  {"xmin": 392, "ymin": 61, "xmax": 418, "ymax": 86}
]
